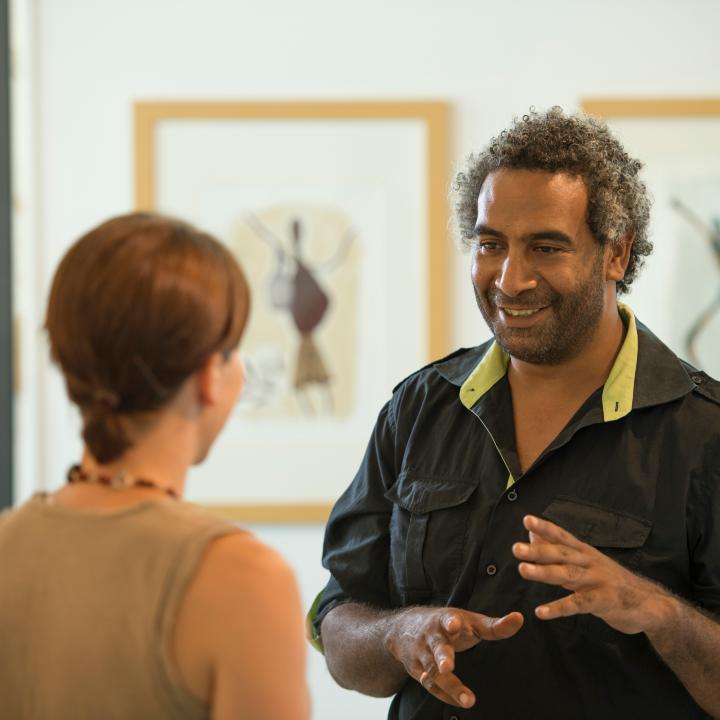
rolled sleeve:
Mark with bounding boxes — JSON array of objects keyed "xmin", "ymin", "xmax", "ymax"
[{"xmin": 312, "ymin": 400, "xmax": 398, "ymax": 642}]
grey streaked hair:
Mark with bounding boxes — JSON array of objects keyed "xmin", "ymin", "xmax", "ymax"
[{"xmin": 453, "ymin": 106, "xmax": 652, "ymax": 294}]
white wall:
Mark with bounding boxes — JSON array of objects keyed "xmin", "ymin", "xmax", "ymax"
[{"xmin": 10, "ymin": 0, "xmax": 720, "ymax": 717}]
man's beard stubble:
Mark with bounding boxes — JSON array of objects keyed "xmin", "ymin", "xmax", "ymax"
[{"xmin": 474, "ymin": 255, "xmax": 607, "ymax": 366}]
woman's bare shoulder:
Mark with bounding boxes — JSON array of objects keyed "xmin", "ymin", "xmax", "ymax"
[
  {"xmin": 201, "ymin": 532, "xmax": 296, "ymax": 594},
  {"xmin": 174, "ymin": 530, "xmax": 309, "ymax": 718},
  {"xmin": 179, "ymin": 531, "xmax": 300, "ymax": 629}
]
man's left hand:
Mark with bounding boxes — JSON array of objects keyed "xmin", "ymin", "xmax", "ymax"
[{"xmin": 512, "ymin": 514, "xmax": 676, "ymax": 635}]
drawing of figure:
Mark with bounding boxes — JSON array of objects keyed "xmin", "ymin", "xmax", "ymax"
[
  {"xmin": 670, "ymin": 197, "xmax": 720, "ymax": 366},
  {"xmin": 246, "ymin": 213, "xmax": 354, "ymax": 415}
]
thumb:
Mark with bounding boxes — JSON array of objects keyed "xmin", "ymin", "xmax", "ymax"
[{"xmin": 469, "ymin": 611, "xmax": 524, "ymax": 641}]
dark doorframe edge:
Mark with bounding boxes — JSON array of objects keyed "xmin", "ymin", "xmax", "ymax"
[{"xmin": 1, "ymin": 0, "xmax": 14, "ymax": 508}]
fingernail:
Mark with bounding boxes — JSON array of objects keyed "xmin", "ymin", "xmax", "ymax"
[{"xmin": 459, "ymin": 692, "xmax": 470, "ymax": 706}]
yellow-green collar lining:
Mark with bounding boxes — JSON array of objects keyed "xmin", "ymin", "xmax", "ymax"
[
  {"xmin": 459, "ymin": 303, "xmax": 638, "ymax": 423},
  {"xmin": 459, "ymin": 341, "xmax": 510, "ymax": 409},
  {"xmin": 601, "ymin": 303, "xmax": 637, "ymax": 422}
]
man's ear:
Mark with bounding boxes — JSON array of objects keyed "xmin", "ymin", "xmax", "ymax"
[
  {"xmin": 606, "ymin": 233, "xmax": 633, "ymax": 282},
  {"xmin": 196, "ymin": 352, "xmax": 223, "ymax": 407}
]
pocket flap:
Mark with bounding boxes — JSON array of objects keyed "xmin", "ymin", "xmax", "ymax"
[
  {"xmin": 385, "ymin": 472, "xmax": 477, "ymax": 514},
  {"xmin": 542, "ymin": 496, "xmax": 651, "ymax": 548}
]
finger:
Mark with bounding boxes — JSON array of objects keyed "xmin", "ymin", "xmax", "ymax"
[
  {"xmin": 421, "ymin": 679, "xmax": 459, "ymax": 707},
  {"xmin": 468, "ymin": 611, "xmax": 524, "ymax": 641},
  {"xmin": 428, "ymin": 634, "xmax": 456, "ymax": 674},
  {"xmin": 524, "ymin": 515, "xmax": 586, "ymax": 550},
  {"xmin": 528, "ymin": 530, "xmax": 552, "ymax": 545},
  {"xmin": 441, "ymin": 610, "xmax": 500, "ymax": 651},
  {"xmin": 441, "ymin": 612, "xmax": 464, "ymax": 637},
  {"xmin": 513, "ymin": 541, "xmax": 589, "ymax": 567},
  {"xmin": 409, "ymin": 650, "xmax": 437, "ymax": 682},
  {"xmin": 535, "ymin": 591, "xmax": 597, "ymax": 620},
  {"xmin": 518, "ymin": 560, "xmax": 590, "ymax": 590},
  {"xmin": 421, "ymin": 670, "xmax": 476, "ymax": 709}
]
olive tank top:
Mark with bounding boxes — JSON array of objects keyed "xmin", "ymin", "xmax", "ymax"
[{"xmin": 0, "ymin": 494, "xmax": 240, "ymax": 719}]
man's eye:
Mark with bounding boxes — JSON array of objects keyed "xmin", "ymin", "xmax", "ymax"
[
  {"xmin": 535, "ymin": 245, "xmax": 561, "ymax": 254},
  {"xmin": 476, "ymin": 241, "xmax": 500, "ymax": 252}
]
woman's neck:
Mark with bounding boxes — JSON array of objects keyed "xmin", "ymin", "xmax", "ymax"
[{"xmin": 53, "ymin": 415, "xmax": 197, "ymax": 508}]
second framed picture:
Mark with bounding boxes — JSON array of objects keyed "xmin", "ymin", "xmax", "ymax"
[{"xmin": 582, "ymin": 98, "xmax": 720, "ymax": 379}]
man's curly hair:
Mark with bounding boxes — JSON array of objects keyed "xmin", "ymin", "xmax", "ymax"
[{"xmin": 454, "ymin": 107, "xmax": 652, "ymax": 294}]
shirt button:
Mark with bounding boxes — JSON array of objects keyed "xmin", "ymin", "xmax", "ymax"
[
  {"xmin": 486, "ymin": 564, "xmax": 497, "ymax": 576},
  {"xmin": 507, "ymin": 489, "xmax": 518, "ymax": 502},
  {"xmin": 691, "ymin": 374, "xmax": 703, "ymax": 385}
]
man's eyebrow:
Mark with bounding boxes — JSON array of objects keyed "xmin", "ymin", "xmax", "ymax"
[
  {"xmin": 524, "ymin": 230, "xmax": 574, "ymax": 245},
  {"xmin": 472, "ymin": 226, "xmax": 575, "ymax": 245},
  {"xmin": 473, "ymin": 224, "xmax": 505, "ymax": 238}
]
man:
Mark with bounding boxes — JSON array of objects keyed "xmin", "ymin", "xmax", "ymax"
[{"xmin": 311, "ymin": 108, "xmax": 720, "ymax": 719}]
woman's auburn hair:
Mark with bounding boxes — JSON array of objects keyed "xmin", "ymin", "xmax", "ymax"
[{"xmin": 45, "ymin": 212, "xmax": 251, "ymax": 463}]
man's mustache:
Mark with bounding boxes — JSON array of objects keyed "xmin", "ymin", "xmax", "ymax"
[{"xmin": 486, "ymin": 291, "xmax": 558, "ymax": 308}]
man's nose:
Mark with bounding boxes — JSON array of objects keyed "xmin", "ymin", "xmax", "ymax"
[{"xmin": 495, "ymin": 249, "xmax": 538, "ymax": 297}]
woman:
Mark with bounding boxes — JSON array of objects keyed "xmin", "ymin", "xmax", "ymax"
[{"xmin": 0, "ymin": 213, "xmax": 310, "ymax": 719}]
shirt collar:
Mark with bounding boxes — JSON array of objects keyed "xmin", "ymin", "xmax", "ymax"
[
  {"xmin": 434, "ymin": 304, "xmax": 695, "ymax": 420},
  {"xmin": 601, "ymin": 304, "xmax": 637, "ymax": 421}
]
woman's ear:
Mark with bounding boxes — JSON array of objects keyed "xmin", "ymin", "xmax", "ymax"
[
  {"xmin": 195, "ymin": 352, "xmax": 223, "ymax": 407},
  {"xmin": 606, "ymin": 233, "xmax": 633, "ymax": 282}
]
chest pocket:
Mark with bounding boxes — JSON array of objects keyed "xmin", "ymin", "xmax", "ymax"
[
  {"xmin": 542, "ymin": 495, "xmax": 652, "ymax": 557},
  {"xmin": 385, "ymin": 473, "xmax": 477, "ymax": 602}
]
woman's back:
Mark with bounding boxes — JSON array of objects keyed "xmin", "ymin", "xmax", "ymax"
[{"xmin": 0, "ymin": 494, "xmax": 239, "ymax": 719}]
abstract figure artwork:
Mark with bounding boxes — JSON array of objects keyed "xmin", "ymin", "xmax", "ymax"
[
  {"xmin": 244, "ymin": 213, "xmax": 354, "ymax": 415},
  {"xmin": 671, "ymin": 198, "xmax": 720, "ymax": 368},
  {"xmin": 229, "ymin": 205, "xmax": 359, "ymax": 420}
]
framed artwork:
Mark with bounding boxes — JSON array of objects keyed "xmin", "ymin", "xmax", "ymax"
[
  {"xmin": 135, "ymin": 101, "xmax": 449, "ymax": 522},
  {"xmin": 582, "ymin": 98, "xmax": 720, "ymax": 378}
]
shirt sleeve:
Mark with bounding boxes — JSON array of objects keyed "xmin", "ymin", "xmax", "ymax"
[
  {"xmin": 312, "ymin": 399, "xmax": 398, "ymax": 642},
  {"xmin": 687, "ymin": 459, "xmax": 720, "ymax": 614}
]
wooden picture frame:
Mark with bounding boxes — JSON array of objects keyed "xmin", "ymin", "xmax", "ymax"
[
  {"xmin": 582, "ymin": 98, "xmax": 720, "ymax": 119},
  {"xmin": 134, "ymin": 101, "xmax": 450, "ymax": 523}
]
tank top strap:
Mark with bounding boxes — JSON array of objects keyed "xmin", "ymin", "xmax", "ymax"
[
  {"xmin": 155, "ymin": 518, "xmax": 244, "ymax": 710},
  {"xmin": 153, "ymin": 504, "xmax": 243, "ymax": 715}
]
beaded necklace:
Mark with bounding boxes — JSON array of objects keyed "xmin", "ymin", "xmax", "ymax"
[{"xmin": 67, "ymin": 464, "xmax": 179, "ymax": 500}]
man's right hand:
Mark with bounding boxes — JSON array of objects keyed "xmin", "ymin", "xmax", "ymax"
[{"xmin": 383, "ymin": 607, "xmax": 524, "ymax": 708}]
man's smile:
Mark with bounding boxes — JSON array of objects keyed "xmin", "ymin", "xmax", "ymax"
[
  {"xmin": 499, "ymin": 306, "xmax": 548, "ymax": 317},
  {"xmin": 495, "ymin": 304, "xmax": 551, "ymax": 327}
]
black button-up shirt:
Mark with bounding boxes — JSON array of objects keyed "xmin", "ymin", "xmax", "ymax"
[{"xmin": 314, "ymin": 309, "xmax": 720, "ymax": 719}]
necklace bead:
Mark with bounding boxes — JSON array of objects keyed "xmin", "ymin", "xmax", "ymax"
[{"xmin": 66, "ymin": 465, "xmax": 179, "ymax": 500}]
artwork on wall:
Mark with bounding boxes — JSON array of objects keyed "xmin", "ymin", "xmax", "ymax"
[
  {"xmin": 135, "ymin": 101, "xmax": 449, "ymax": 521},
  {"xmin": 582, "ymin": 99, "xmax": 720, "ymax": 377},
  {"xmin": 233, "ymin": 205, "xmax": 358, "ymax": 420}
]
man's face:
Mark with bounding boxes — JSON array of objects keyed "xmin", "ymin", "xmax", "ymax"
[{"xmin": 471, "ymin": 169, "xmax": 612, "ymax": 365}]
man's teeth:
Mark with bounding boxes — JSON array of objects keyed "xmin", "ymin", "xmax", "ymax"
[{"xmin": 503, "ymin": 308, "xmax": 541, "ymax": 317}]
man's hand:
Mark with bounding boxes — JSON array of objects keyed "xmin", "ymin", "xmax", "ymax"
[
  {"xmin": 512, "ymin": 514, "xmax": 674, "ymax": 634},
  {"xmin": 384, "ymin": 607, "xmax": 524, "ymax": 708}
]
